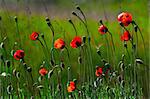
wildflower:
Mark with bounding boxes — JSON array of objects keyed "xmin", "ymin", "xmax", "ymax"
[
  {"xmin": 39, "ymin": 68, "xmax": 48, "ymax": 76},
  {"xmin": 13, "ymin": 50, "xmax": 25, "ymax": 60},
  {"xmin": 95, "ymin": 66, "xmax": 103, "ymax": 77},
  {"xmin": 30, "ymin": 32, "xmax": 39, "ymax": 40},
  {"xmin": 70, "ymin": 36, "xmax": 82, "ymax": 48},
  {"xmin": 121, "ymin": 31, "xmax": 131, "ymax": 41},
  {"xmin": 54, "ymin": 38, "xmax": 65, "ymax": 49},
  {"xmin": 95, "ymin": 66, "xmax": 110, "ymax": 77},
  {"xmin": 118, "ymin": 12, "xmax": 132, "ymax": 26},
  {"xmin": 98, "ymin": 25, "xmax": 108, "ymax": 34},
  {"xmin": 67, "ymin": 81, "xmax": 76, "ymax": 92}
]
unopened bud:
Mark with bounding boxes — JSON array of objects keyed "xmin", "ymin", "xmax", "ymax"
[
  {"xmin": 82, "ymin": 36, "xmax": 86, "ymax": 43},
  {"xmin": 14, "ymin": 16, "xmax": 18, "ymax": 22},
  {"xmin": 27, "ymin": 67, "xmax": 32, "ymax": 72}
]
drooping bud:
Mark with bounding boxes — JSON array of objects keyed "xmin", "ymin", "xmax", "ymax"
[
  {"xmin": 27, "ymin": 67, "xmax": 32, "ymax": 72},
  {"xmin": 5, "ymin": 60, "xmax": 11, "ymax": 68},
  {"xmin": 14, "ymin": 16, "xmax": 18, "ymax": 22},
  {"xmin": 81, "ymin": 36, "xmax": 86, "ymax": 44}
]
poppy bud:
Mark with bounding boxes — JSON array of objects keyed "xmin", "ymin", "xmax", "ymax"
[
  {"xmin": 0, "ymin": 42, "xmax": 4, "ymax": 49},
  {"xmin": 101, "ymin": 59, "xmax": 107, "ymax": 64},
  {"xmin": 42, "ymin": 60, "xmax": 46, "ymax": 64},
  {"xmin": 106, "ymin": 86, "xmax": 110, "ymax": 93},
  {"xmin": 120, "ymin": 63, "xmax": 124, "ymax": 71},
  {"xmin": 14, "ymin": 16, "xmax": 18, "ymax": 22},
  {"xmin": 11, "ymin": 50, "xmax": 15, "ymax": 56},
  {"xmin": 60, "ymin": 62, "xmax": 65, "ymax": 69},
  {"xmin": 78, "ymin": 56, "xmax": 82, "ymax": 64},
  {"xmin": 68, "ymin": 19, "xmax": 72, "ymax": 23},
  {"xmin": 121, "ymin": 54, "xmax": 125, "ymax": 60},
  {"xmin": 13, "ymin": 69, "xmax": 17, "ymax": 76},
  {"xmin": 45, "ymin": 17, "xmax": 50, "ymax": 22},
  {"xmin": 72, "ymin": 11, "xmax": 77, "ymax": 16},
  {"xmin": 134, "ymin": 25, "xmax": 138, "ymax": 32},
  {"xmin": 16, "ymin": 72, "xmax": 20, "ymax": 79},
  {"xmin": 5, "ymin": 60, "xmax": 11, "ymax": 68},
  {"xmin": 94, "ymin": 81, "xmax": 97, "ymax": 88},
  {"xmin": 7, "ymin": 84, "xmax": 13, "ymax": 94},
  {"xmin": 48, "ymin": 70, "xmax": 53, "ymax": 79},
  {"xmin": 132, "ymin": 89, "xmax": 135, "ymax": 96},
  {"xmin": 41, "ymin": 34, "xmax": 44, "ymax": 38},
  {"xmin": 57, "ymin": 84, "xmax": 61, "ymax": 91},
  {"xmin": 36, "ymin": 85, "xmax": 44, "ymax": 89},
  {"xmin": 30, "ymin": 96, "xmax": 34, "ymax": 99},
  {"xmin": 88, "ymin": 36, "xmax": 91, "ymax": 42},
  {"xmin": 97, "ymin": 50, "xmax": 101, "ymax": 56},
  {"xmin": 82, "ymin": 36, "xmax": 86, "ymax": 43},
  {"xmin": 78, "ymin": 90, "xmax": 82, "ymax": 97},
  {"xmin": 73, "ymin": 79, "xmax": 77, "ymax": 83},
  {"xmin": 135, "ymin": 58, "xmax": 144, "ymax": 65},
  {"xmin": 68, "ymin": 67, "xmax": 70, "ymax": 71},
  {"xmin": 119, "ymin": 22, "xmax": 124, "ymax": 27},
  {"xmin": 1, "ymin": 72, "xmax": 7, "ymax": 77},
  {"xmin": 76, "ymin": 5, "xmax": 80, "ymax": 10},
  {"xmin": 27, "ymin": 67, "xmax": 32, "ymax": 72},
  {"xmin": 124, "ymin": 42, "xmax": 127, "ymax": 48},
  {"xmin": 50, "ymin": 60, "xmax": 55, "ymax": 66},
  {"xmin": 47, "ymin": 21, "xmax": 51, "ymax": 27},
  {"xmin": 99, "ymin": 20, "xmax": 103, "ymax": 25},
  {"xmin": 132, "ymin": 43, "xmax": 136, "ymax": 49},
  {"xmin": 117, "ymin": 76, "xmax": 122, "ymax": 83},
  {"xmin": 121, "ymin": 80, "xmax": 125, "ymax": 87},
  {"xmin": 32, "ymin": 83, "xmax": 38, "ymax": 87},
  {"xmin": 0, "ymin": 54, "xmax": 3, "ymax": 60},
  {"xmin": 23, "ymin": 63, "xmax": 27, "ymax": 69}
]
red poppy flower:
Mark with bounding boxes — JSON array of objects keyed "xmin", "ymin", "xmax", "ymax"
[
  {"xmin": 30, "ymin": 32, "xmax": 39, "ymax": 40},
  {"xmin": 54, "ymin": 38, "xmax": 65, "ymax": 49},
  {"xmin": 95, "ymin": 66, "xmax": 103, "ymax": 77},
  {"xmin": 98, "ymin": 25, "xmax": 108, "ymax": 34},
  {"xmin": 70, "ymin": 36, "xmax": 82, "ymax": 48},
  {"xmin": 13, "ymin": 50, "xmax": 25, "ymax": 60},
  {"xmin": 67, "ymin": 81, "xmax": 76, "ymax": 92},
  {"xmin": 39, "ymin": 68, "xmax": 48, "ymax": 76},
  {"xmin": 121, "ymin": 31, "xmax": 131, "ymax": 41},
  {"xmin": 118, "ymin": 12, "xmax": 132, "ymax": 26}
]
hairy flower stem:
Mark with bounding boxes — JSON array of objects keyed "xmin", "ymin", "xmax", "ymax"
[
  {"xmin": 65, "ymin": 47, "xmax": 72, "ymax": 81},
  {"xmin": 133, "ymin": 21, "xmax": 149, "ymax": 97},
  {"xmin": 14, "ymin": 17, "xmax": 22, "ymax": 48},
  {"xmin": 104, "ymin": 35, "xmax": 110, "ymax": 63},
  {"xmin": 37, "ymin": 39, "xmax": 49, "ymax": 61},
  {"xmin": 46, "ymin": 18, "xmax": 55, "ymax": 67},
  {"xmin": 68, "ymin": 19, "xmax": 78, "ymax": 36},
  {"xmin": 73, "ymin": 8, "xmax": 94, "ymax": 84}
]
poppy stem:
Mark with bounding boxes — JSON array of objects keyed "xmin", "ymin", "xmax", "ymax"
[
  {"xmin": 65, "ymin": 47, "xmax": 71, "ymax": 81},
  {"xmin": 14, "ymin": 16, "xmax": 22, "ymax": 48},
  {"xmin": 108, "ymin": 31, "xmax": 115, "ymax": 52},
  {"xmin": 68, "ymin": 19, "xmax": 78, "ymax": 36},
  {"xmin": 76, "ymin": 6, "xmax": 87, "ymax": 24},
  {"xmin": 132, "ymin": 21, "xmax": 146, "ymax": 58},
  {"xmin": 37, "ymin": 39, "xmax": 49, "ymax": 61}
]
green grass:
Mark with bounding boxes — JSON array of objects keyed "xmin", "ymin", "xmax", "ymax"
[{"xmin": 0, "ymin": 0, "xmax": 149, "ymax": 98}]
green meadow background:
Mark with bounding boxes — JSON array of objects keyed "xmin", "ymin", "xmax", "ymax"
[{"xmin": 0, "ymin": 0, "xmax": 149, "ymax": 98}]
